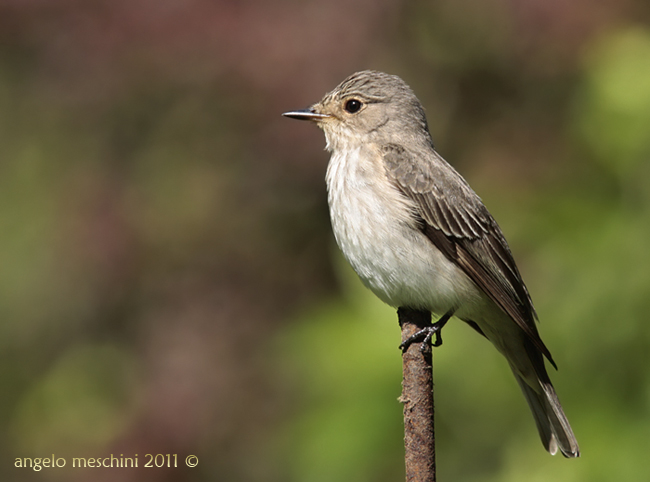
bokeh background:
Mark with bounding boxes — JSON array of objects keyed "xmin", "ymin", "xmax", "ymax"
[{"xmin": 2, "ymin": 0, "xmax": 650, "ymax": 481}]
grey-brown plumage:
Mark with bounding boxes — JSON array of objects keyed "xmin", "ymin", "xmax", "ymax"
[{"xmin": 283, "ymin": 70, "xmax": 579, "ymax": 457}]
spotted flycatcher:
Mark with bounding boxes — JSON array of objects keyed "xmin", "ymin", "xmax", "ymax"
[{"xmin": 283, "ymin": 70, "xmax": 579, "ymax": 457}]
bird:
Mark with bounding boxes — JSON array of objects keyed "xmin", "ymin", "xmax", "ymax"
[{"xmin": 283, "ymin": 70, "xmax": 579, "ymax": 457}]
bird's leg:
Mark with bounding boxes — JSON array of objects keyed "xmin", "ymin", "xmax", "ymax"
[{"xmin": 399, "ymin": 309, "xmax": 454, "ymax": 353}]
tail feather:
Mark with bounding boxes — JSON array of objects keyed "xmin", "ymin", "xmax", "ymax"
[
  {"xmin": 513, "ymin": 373, "xmax": 557, "ymax": 454},
  {"xmin": 540, "ymin": 380, "xmax": 580, "ymax": 457},
  {"xmin": 470, "ymin": 310, "xmax": 579, "ymax": 457},
  {"xmin": 513, "ymin": 372, "xmax": 580, "ymax": 457}
]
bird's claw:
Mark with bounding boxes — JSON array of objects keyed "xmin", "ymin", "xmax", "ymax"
[
  {"xmin": 399, "ymin": 325, "xmax": 443, "ymax": 353},
  {"xmin": 399, "ymin": 310, "xmax": 453, "ymax": 353}
]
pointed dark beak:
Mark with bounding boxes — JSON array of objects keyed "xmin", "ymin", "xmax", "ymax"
[{"xmin": 282, "ymin": 108, "xmax": 331, "ymax": 121}]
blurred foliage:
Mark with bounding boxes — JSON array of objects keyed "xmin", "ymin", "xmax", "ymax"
[
  {"xmin": 575, "ymin": 28, "xmax": 650, "ymax": 179},
  {"xmin": 11, "ymin": 343, "xmax": 138, "ymax": 456},
  {"xmin": 1, "ymin": 1, "xmax": 650, "ymax": 482},
  {"xmin": 273, "ymin": 257, "xmax": 404, "ymax": 482}
]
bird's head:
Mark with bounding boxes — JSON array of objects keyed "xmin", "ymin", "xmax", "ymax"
[{"xmin": 283, "ymin": 70, "xmax": 433, "ymax": 152}]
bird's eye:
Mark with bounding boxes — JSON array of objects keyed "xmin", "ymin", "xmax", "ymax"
[{"xmin": 344, "ymin": 99, "xmax": 362, "ymax": 114}]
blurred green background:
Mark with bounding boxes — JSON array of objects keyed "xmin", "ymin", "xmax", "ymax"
[{"xmin": 1, "ymin": 1, "xmax": 650, "ymax": 481}]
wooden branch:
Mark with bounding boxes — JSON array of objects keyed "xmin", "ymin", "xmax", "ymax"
[{"xmin": 398, "ymin": 308, "xmax": 436, "ymax": 482}]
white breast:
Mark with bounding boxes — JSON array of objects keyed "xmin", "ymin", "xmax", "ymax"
[{"xmin": 325, "ymin": 146, "xmax": 481, "ymax": 314}]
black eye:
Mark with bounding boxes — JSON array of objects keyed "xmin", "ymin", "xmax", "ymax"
[{"xmin": 344, "ymin": 99, "xmax": 362, "ymax": 113}]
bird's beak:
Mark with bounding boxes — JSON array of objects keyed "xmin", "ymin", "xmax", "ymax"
[{"xmin": 282, "ymin": 108, "xmax": 331, "ymax": 121}]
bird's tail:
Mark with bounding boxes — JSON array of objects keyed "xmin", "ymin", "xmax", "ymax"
[{"xmin": 509, "ymin": 340, "xmax": 580, "ymax": 458}]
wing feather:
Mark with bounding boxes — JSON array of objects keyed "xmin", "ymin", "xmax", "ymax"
[{"xmin": 382, "ymin": 143, "xmax": 555, "ymax": 366}]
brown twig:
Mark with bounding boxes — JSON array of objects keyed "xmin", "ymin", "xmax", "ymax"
[{"xmin": 398, "ymin": 308, "xmax": 436, "ymax": 482}]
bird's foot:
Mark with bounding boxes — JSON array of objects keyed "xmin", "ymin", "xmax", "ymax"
[{"xmin": 399, "ymin": 310, "xmax": 453, "ymax": 353}]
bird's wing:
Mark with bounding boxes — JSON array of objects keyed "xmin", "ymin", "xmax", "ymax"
[{"xmin": 381, "ymin": 143, "xmax": 555, "ymax": 367}]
